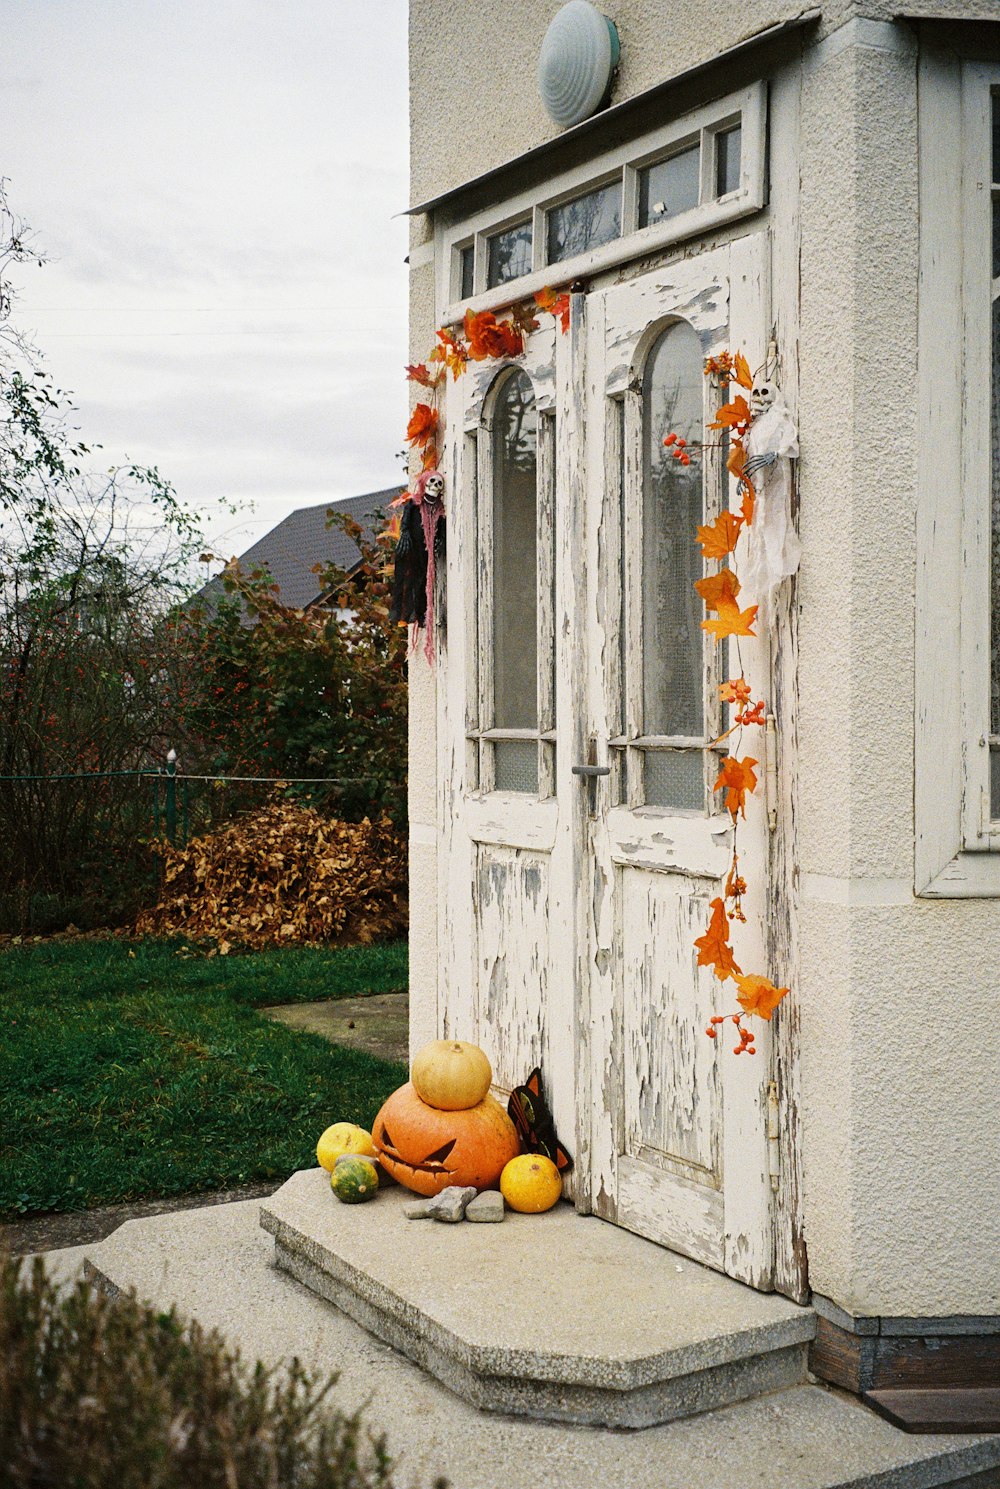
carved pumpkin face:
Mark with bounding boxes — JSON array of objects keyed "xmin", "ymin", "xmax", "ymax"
[{"xmin": 373, "ymin": 1082, "xmax": 520, "ymax": 1197}]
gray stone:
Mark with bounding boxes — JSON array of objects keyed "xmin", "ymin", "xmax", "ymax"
[
  {"xmin": 465, "ymin": 1190, "xmax": 505, "ymax": 1223},
  {"xmin": 76, "ymin": 1193, "xmax": 1000, "ymax": 1489},
  {"xmin": 403, "ymin": 1186, "xmax": 477, "ymax": 1222},
  {"xmin": 428, "ymin": 1185, "xmax": 477, "ymax": 1222},
  {"xmin": 403, "ymin": 1198, "xmax": 434, "ymax": 1219}
]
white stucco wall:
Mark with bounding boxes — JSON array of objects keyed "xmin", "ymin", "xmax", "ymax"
[
  {"xmin": 796, "ymin": 19, "xmax": 1000, "ymax": 1317},
  {"xmin": 407, "ymin": 0, "xmax": 1000, "ymax": 1316}
]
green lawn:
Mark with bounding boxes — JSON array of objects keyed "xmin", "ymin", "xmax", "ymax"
[{"xmin": 0, "ymin": 938, "xmax": 408, "ymax": 1219}]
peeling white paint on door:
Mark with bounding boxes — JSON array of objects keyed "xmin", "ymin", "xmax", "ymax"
[{"xmin": 438, "ymin": 235, "xmax": 780, "ymax": 1290}]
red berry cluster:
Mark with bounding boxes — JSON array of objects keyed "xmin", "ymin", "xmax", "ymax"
[
  {"xmin": 662, "ymin": 431, "xmax": 693, "ymax": 466},
  {"xmin": 705, "ymin": 1013, "xmax": 756, "ymax": 1055}
]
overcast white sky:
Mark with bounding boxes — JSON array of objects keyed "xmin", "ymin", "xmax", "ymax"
[{"xmin": 3, "ymin": 0, "xmax": 409, "ymax": 567}]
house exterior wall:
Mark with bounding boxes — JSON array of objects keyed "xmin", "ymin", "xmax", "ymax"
[{"xmin": 407, "ymin": 1, "xmax": 1000, "ymax": 1317}]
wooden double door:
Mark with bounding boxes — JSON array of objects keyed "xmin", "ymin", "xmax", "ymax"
[{"xmin": 438, "ymin": 234, "xmax": 784, "ymax": 1291}]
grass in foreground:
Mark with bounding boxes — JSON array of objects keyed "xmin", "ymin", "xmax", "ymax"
[{"xmin": 0, "ymin": 939, "xmax": 408, "ymax": 1219}]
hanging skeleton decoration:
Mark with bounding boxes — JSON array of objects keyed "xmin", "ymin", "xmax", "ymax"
[
  {"xmin": 389, "ymin": 468, "xmax": 446, "ymax": 664},
  {"xmin": 741, "ymin": 371, "xmax": 801, "ymax": 608}
]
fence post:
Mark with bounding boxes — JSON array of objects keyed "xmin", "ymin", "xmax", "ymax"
[{"xmin": 165, "ymin": 748, "xmax": 177, "ymax": 843}]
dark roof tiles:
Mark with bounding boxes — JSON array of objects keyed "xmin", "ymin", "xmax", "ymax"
[{"xmin": 199, "ymin": 487, "xmax": 399, "ymax": 612}]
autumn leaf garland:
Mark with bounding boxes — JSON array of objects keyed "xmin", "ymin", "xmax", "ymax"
[
  {"xmin": 401, "ymin": 291, "xmax": 571, "ymax": 512},
  {"xmin": 403, "ymin": 305, "xmax": 788, "ymax": 1056},
  {"xmin": 667, "ymin": 350, "xmax": 790, "ymax": 1055}
]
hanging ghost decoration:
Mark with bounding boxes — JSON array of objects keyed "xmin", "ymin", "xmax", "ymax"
[
  {"xmin": 740, "ymin": 375, "xmax": 801, "ymax": 607},
  {"xmin": 389, "ymin": 469, "xmax": 446, "ymax": 664}
]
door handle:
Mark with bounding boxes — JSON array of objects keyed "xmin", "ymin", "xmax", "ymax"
[{"xmin": 571, "ymin": 764, "xmax": 610, "ymax": 777}]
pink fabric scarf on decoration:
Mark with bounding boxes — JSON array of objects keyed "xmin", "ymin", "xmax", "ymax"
[{"xmin": 412, "ymin": 469, "xmax": 444, "ymax": 665}]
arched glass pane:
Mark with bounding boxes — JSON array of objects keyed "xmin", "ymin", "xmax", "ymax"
[
  {"xmin": 642, "ymin": 320, "xmax": 705, "ymax": 803},
  {"xmin": 493, "ymin": 371, "xmax": 538, "ymax": 735}
]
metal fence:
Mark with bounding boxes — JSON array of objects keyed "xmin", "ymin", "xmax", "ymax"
[{"xmin": 0, "ymin": 751, "xmax": 388, "ymax": 850}]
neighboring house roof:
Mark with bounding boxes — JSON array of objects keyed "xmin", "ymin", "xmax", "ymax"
[{"xmin": 197, "ymin": 487, "xmax": 398, "ymax": 613}]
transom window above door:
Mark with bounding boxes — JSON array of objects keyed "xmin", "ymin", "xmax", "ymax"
[{"xmin": 441, "ymin": 84, "xmax": 765, "ymax": 319}]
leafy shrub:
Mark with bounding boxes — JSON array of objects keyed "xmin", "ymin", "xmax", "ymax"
[{"xmin": 0, "ymin": 1251, "xmax": 437, "ymax": 1489}]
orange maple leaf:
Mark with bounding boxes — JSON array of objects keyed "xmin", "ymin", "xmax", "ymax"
[
  {"xmin": 734, "ymin": 973, "xmax": 789, "ymax": 1021},
  {"xmin": 406, "ymin": 403, "xmax": 439, "ymax": 447},
  {"xmin": 405, "ymin": 363, "xmax": 443, "ymax": 388},
  {"xmin": 429, "ymin": 326, "xmax": 468, "ymax": 379},
  {"xmin": 733, "ymin": 350, "xmax": 753, "ymax": 390},
  {"xmin": 713, "ymin": 755, "xmax": 759, "ymax": 819},
  {"xmin": 709, "ymin": 394, "xmax": 752, "ymax": 432},
  {"xmin": 464, "ymin": 307, "xmax": 524, "ymax": 361},
  {"xmin": 695, "ymin": 568, "xmax": 741, "ymax": 612},
  {"xmin": 510, "ymin": 300, "xmax": 541, "ymax": 336},
  {"xmin": 534, "ymin": 286, "xmax": 571, "ymax": 333},
  {"xmin": 720, "ymin": 677, "xmax": 753, "ymax": 706},
  {"xmin": 420, "ymin": 442, "xmax": 440, "ymax": 471},
  {"xmin": 696, "ymin": 510, "xmax": 743, "ymax": 560},
  {"xmin": 740, "ymin": 480, "xmax": 756, "ymax": 527},
  {"xmin": 702, "ymin": 600, "xmax": 758, "ymax": 641},
  {"xmin": 694, "ymin": 897, "xmax": 742, "ymax": 981}
]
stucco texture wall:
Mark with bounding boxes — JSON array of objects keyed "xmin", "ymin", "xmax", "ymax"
[
  {"xmin": 409, "ymin": 0, "xmax": 999, "ymax": 207},
  {"xmin": 797, "ymin": 23, "xmax": 1000, "ymax": 1316}
]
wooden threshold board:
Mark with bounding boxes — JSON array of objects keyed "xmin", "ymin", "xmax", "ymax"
[
  {"xmin": 810, "ymin": 1304, "xmax": 1000, "ymax": 1433},
  {"xmin": 863, "ymin": 1387, "xmax": 1000, "ymax": 1435}
]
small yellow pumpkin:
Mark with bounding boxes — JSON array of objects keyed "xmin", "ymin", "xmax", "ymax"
[
  {"xmin": 316, "ymin": 1122, "xmax": 376, "ymax": 1172},
  {"xmin": 500, "ymin": 1154, "xmax": 562, "ymax": 1213},
  {"xmin": 411, "ymin": 1039, "xmax": 492, "ymax": 1111}
]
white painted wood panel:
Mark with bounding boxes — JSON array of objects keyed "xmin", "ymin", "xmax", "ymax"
[
  {"xmin": 620, "ymin": 869, "xmax": 721, "ymax": 1181},
  {"xmin": 473, "ymin": 845, "xmax": 549, "ymax": 1095}
]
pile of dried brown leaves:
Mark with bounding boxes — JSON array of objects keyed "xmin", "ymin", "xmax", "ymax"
[{"xmin": 137, "ymin": 804, "xmax": 407, "ymax": 950}]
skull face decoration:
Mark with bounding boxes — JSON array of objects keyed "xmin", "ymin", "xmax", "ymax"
[
  {"xmin": 388, "ymin": 468, "xmax": 447, "ymax": 665},
  {"xmin": 749, "ymin": 375, "xmax": 777, "ymax": 419},
  {"xmin": 421, "ymin": 471, "xmax": 445, "ymax": 507}
]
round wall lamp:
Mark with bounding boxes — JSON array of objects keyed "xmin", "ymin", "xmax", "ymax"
[{"xmin": 538, "ymin": 1, "xmax": 621, "ymax": 129}]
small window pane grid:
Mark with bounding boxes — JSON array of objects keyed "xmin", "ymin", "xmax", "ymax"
[
  {"xmin": 637, "ymin": 145, "xmax": 700, "ymax": 229},
  {"xmin": 460, "ymin": 244, "xmax": 475, "ymax": 301},
  {"xmin": 990, "ymin": 92, "xmax": 1000, "ymax": 818},
  {"xmin": 486, "ymin": 220, "xmax": 533, "ymax": 289},
  {"xmin": 454, "ymin": 103, "xmax": 749, "ymax": 302},
  {"xmin": 469, "ymin": 372, "xmax": 556, "ymax": 798},
  {"xmin": 547, "ymin": 180, "xmax": 621, "ymax": 263}
]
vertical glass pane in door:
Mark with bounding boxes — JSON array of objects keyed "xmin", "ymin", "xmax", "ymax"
[
  {"xmin": 493, "ymin": 371, "xmax": 539, "ymax": 792},
  {"xmin": 642, "ymin": 320, "xmax": 705, "ymax": 807}
]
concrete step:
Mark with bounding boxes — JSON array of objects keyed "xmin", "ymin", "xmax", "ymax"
[
  {"xmin": 261, "ymin": 1168, "xmax": 813, "ymax": 1429},
  {"xmin": 77, "ymin": 1194, "xmax": 1000, "ymax": 1489}
]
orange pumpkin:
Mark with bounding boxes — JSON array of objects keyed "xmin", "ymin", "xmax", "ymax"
[{"xmin": 372, "ymin": 1081, "xmax": 520, "ymax": 1197}]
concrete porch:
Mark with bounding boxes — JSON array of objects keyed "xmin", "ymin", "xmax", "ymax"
[
  {"xmin": 74, "ymin": 1176, "xmax": 1000, "ymax": 1488},
  {"xmin": 261, "ymin": 1168, "xmax": 812, "ymax": 1430}
]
